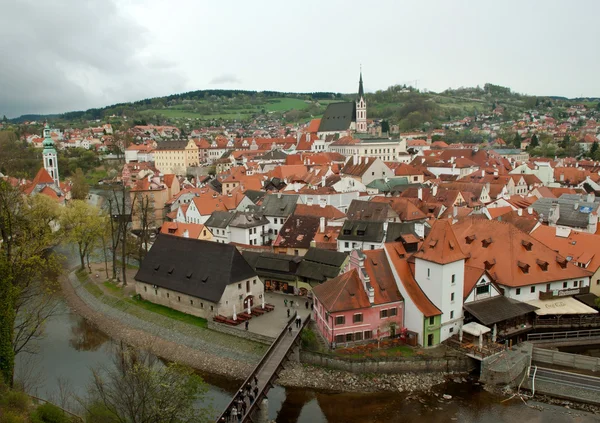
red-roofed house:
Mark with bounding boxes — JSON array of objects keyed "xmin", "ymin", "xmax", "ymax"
[{"xmin": 312, "ymin": 249, "xmax": 404, "ymax": 346}]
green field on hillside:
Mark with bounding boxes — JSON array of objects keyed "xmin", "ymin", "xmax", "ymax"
[{"xmin": 264, "ymin": 97, "xmax": 310, "ymax": 111}]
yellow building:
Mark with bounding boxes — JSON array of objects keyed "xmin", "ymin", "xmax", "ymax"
[{"xmin": 154, "ymin": 139, "xmax": 199, "ymax": 175}]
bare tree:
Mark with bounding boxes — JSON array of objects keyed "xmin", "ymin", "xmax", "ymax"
[{"xmin": 80, "ymin": 344, "xmax": 210, "ymax": 423}]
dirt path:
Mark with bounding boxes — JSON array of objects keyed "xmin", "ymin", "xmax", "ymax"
[{"xmin": 60, "ymin": 268, "xmax": 254, "ymax": 380}]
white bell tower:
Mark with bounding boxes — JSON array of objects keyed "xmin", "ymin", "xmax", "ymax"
[
  {"xmin": 356, "ymin": 69, "xmax": 367, "ymax": 133},
  {"xmin": 42, "ymin": 124, "xmax": 60, "ymax": 187}
]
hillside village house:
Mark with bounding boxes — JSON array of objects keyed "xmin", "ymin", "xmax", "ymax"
[
  {"xmin": 130, "ymin": 174, "xmax": 180, "ymax": 229},
  {"xmin": 134, "ymin": 234, "xmax": 264, "ymax": 320},
  {"xmin": 329, "ymin": 137, "xmax": 409, "ymax": 163},
  {"xmin": 312, "ymin": 249, "xmax": 404, "ymax": 346},
  {"xmin": 341, "ymin": 156, "xmax": 393, "ymax": 186},
  {"xmin": 154, "ymin": 139, "xmax": 199, "ymax": 175}
]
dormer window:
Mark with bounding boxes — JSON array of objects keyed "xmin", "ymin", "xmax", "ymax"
[
  {"xmin": 517, "ymin": 261, "xmax": 530, "ymax": 274},
  {"xmin": 482, "ymin": 238, "xmax": 493, "ymax": 248},
  {"xmin": 536, "ymin": 259, "xmax": 549, "ymax": 271},
  {"xmin": 465, "ymin": 234, "xmax": 476, "ymax": 244},
  {"xmin": 556, "ymin": 256, "xmax": 568, "ymax": 269},
  {"xmin": 484, "ymin": 258, "xmax": 496, "ymax": 270},
  {"xmin": 521, "ymin": 240, "xmax": 533, "ymax": 251}
]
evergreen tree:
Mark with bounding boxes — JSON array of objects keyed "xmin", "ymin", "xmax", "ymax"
[
  {"xmin": 560, "ymin": 135, "xmax": 570, "ymax": 150},
  {"xmin": 530, "ymin": 134, "xmax": 539, "ymax": 148},
  {"xmin": 381, "ymin": 120, "xmax": 390, "ymax": 134},
  {"xmin": 513, "ymin": 132, "xmax": 523, "ymax": 148},
  {"xmin": 591, "ymin": 141, "xmax": 599, "ymax": 157}
]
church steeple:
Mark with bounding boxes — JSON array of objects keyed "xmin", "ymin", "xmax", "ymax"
[
  {"xmin": 42, "ymin": 123, "xmax": 60, "ymax": 187},
  {"xmin": 356, "ymin": 69, "xmax": 367, "ymax": 133},
  {"xmin": 358, "ymin": 70, "xmax": 365, "ymax": 100}
]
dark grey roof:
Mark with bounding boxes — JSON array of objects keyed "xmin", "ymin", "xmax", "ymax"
[
  {"xmin": 296, "ymin": 262, "xmax": 342, "ymax": 283},
  {"xmin": 385, "ymin": 222, "xmax": 429, "ymax": 243},
  {"xmin": 559, "ymin": 194, "xmax": 600, "ymax": 204},
  {"xmin": 464, "ymin": 296, "xmax": 538, "ymax": 326},
  {"xmin": 155, "ymin": 140, "xmax": 190, "ymax": 150},
  {"xmin": 257, "ymin": 150, "xmax": 287, "ymax": 161},
  {"xmin": 532, "ymin": 197, "xmax": 599, "ymax": 228},
  {"xmin": 259, "ymin": 193, "xmax": 299, "ymax": 217},
  {"xmin": 135, "ymin": 234, "xmax": 256, "ymax": 303},
  {"xmin": 205, "ymin": 211, "xmax": 234, "ymax": 229},
  {"xmin": 358, "ymin": 71, "xmax": 364, "ymax": 99},
  {"xmin": 242, "ymin": 251, "xmax": 301, "ymax": 282},
  {"xmin": 244, "ymin": 190, "xmax": 267, "ymax": 204},
  {"xmin": 347, "ymin": 199, "xmax": 397, "ymax": 222},
  {"xmin": 318, "ymin": 102, "xmax": 356, "ymax": 133},
  {"xmin": 276, "ymin": 216, "xmax": 320, "ymax": 249},
  {"xmin": 575, "ymin": 293, "xmax": 599, "ymax": 309},
  {"xmin": 303, "ymin": 247, "xmax": 348, "ymax": 267},
  {"xmin": 337, "ymin": 220, "xmax": 385, "ymax": 243},
  {"xmin": 228, "ymin": 211, "xmax": 269, "ymax": 228}
]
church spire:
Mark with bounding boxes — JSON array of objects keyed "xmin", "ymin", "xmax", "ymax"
[
  {"xmin": 358, "ymin": 68, "xmax": 365, "ymax": 100},
  {"xmin": 42, "ymin": 123, "xmax": 60, "ymax": 187},
  {"xmin": 355, "ymin": 68, "xmax": 367, "ymax": 133}
]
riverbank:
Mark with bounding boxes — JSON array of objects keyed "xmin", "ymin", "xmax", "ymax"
[{"xmin": 60, "ymin": 268, "xmax": 465, "ymax": 394}]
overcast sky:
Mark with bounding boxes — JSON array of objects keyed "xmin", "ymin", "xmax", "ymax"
[{"xmin": 1, "ymin": 0, "xmax": 599, "ymax": 118}]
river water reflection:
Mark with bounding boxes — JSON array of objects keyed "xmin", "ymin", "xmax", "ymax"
[{"xmin": 17, "ymin": 301, "xmax": 599, "ymax": 423}]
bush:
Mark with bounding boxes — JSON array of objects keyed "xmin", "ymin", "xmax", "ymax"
[
  {"xmin": 0, "ymin": 391, "xmax": 30, "ymax": 413},
  {"xmin": 30, "ymin": 403, "xmax": 71, "ymax": 423},
  {"xmin": 300, "ymin": 328, "xmax": 319, "ymax": 350},
  {"xmin": 0, "ymin": 411, "xmax": 26, "ymax": 423}
]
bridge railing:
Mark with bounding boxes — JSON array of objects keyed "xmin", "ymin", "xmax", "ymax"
[
  {"xmin": 527, "ymin": 328, "xmax": 600, "ymax": 341},
  {"xmin": 214, "ymin": 311, "xmax": 308, "ymax": 422}
]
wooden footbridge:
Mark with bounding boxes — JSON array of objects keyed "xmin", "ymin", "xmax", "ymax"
[{"xmin": 215, "ymin": 312, "xmax": 310, "ymax": 422}]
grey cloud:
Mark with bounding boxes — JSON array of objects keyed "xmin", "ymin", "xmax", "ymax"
[
  {"xmin": 0, "ymin": 0, "xmax": 187, "ymax": 118},
  {"xmin": 209, "ymin": 74, "xmax": 242, "ymax": 85}
]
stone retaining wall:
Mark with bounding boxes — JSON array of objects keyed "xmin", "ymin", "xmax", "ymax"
[
  {"xmin": 299, "ymin": 350, "xmax": 477, "ymax": 374},
  {"xmin": 533, "ymin": 347, "xmax": 600, "ymax": 372},
  {"xmin": 207, "ymin": 320, "xmax": 276, "ymax": 345}
]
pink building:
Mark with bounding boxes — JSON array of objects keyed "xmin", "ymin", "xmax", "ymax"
[{"xmin": 312, "ymin": 249, "xmax": 404, "ymax": 346}]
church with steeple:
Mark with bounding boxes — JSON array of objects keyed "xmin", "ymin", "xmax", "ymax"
[
  {"xmin": 317, "ymin": 70, "xmax": 368, "ymax": 136},
  {"xmin": 23, "ymin": 124, "xmax": 66, "ymax": 203}
]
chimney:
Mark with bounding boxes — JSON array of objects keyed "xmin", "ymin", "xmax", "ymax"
[
  {"xmin": 183, "ymin": 229, "xmax": 189, "ymax": 238},
  {"xmin": 518, "ymin": 208, "xmax": 523, "ymax": 216},
  {"xmin": 306, "ymin": 133, "xmax": 310, "ymax": 142},
  {"xmin": 277, "ymin": 192, "xmax": 282, "ymax": 199},
  {"xmin": 587, "ymin": 193, "xmax": 595, "ymax": 203},
  {"xmin": 527, "ymin": 207, "xmax": 533, "ymax": 215},
  {"xmin": 493, "ymin": 170, "xmax": 498, "ymax": 177},
  {"xmin": 383, "ymin": 221, "xmax": 389, "ymax": 233},
  {"xmin": 418, "ymin": 187, "xmax": 423, "ymax": 201},
  {"xmin": 481, "ymin": 170, "xmax": 485, "ymax": 177},
  {"xmin": 368, "ymin": 284, "xmax": 375, "ymax": 304},
  {"xmin": 296, "ymin": 219, "xmax": 300, "ymax": 228},
  {"xmin": 320, "ymin": 217, "xmax": 325, "ymax": 233},
  {"xmin": 574, "ymin": 202, "xmax": 579, "ymax": 210},
  {"xmin": 432, "ymin": 185, "xmax": 438, "ymax": 196}
]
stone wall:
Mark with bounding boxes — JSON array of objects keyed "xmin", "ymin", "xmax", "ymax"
[
  {"xmin": 207, "ymin": 320, "xmax": 275, "ymax": 345},
  {"xmin": 299, "ymin": 350, "xmax": 477, "ymax": 374},
  {"xmin": 533, "ymin": 347, "xmax": 600, "ymax": 372}
]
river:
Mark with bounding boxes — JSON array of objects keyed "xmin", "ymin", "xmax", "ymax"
[{"xmin": 15, "ymin": 300, "xmax": 600, "ymax": 423}]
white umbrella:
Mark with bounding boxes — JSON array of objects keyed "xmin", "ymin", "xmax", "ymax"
[
  {"xmin": 261, "ymin": 295, "xmax": 265, "ymax": 309},
  {"xmin": 492, "ymin": 324, "xmax": 497, "ymax": 343},
  {"xmin": 478, "ymin": 334, "xmax": 483, "ymax": 350},
  {"xmin": 233, "ymin": 304, "xmax": 237, "ymax": 321},
  {"xmin": 247, "ymin": 301, "xmax": 251, "ymax": 315}
]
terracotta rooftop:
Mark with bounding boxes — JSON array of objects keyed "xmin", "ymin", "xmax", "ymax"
[{"xmin": 413, "ymin": 220, "xmax": 467, "ymax": 264}]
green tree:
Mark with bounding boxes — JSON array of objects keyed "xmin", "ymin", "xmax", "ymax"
[
  {"xmin": 0, "ymin": 182, "xmax": 62, "ymax": 386},
  {"xmin": 71, "ymin": 168, "xmax": 89, "ymax": 200},
  {"xmin": 530, "ymin": 134, "xmax": 539, "ymax": 148},
  {"xmin": 591, "ymin": 141, "xmax": 599, "ymax": 158},
  {"xmin": 82, "ymin": 345, "xmax": 210, "ymax": 423},
  {"xmin": 513, "ymin": 132, "xmax": 522, "ymax": 148},
  {"xmin": 560, "ymin": 135, "xmax": 570, "ymax": 150},
  {"xmin": 60, "ymin": 200, "xmax": 105, "ymax": 271},
  {"xmin": 381, "ymin": 120, "xmax": 390, "ymax": 134}
]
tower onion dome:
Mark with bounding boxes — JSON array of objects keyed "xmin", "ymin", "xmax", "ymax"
[{"xmin": 42, "ymin": 124, "xmax": 56, "ymax": 151}]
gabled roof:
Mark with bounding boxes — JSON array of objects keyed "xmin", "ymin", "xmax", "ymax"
[
  {"xmin": 346, "ymin": 199, "xmax": 397, "ymax": 222},
  {"xmin": 293, "ymin": 204, "xmax": 346, "ymax": 220},
  {"xmin": 453, "ymin": 217, "xmax": 592, "ymax": 288},
  {"xmin": 259, "ymin": 193, "xmax": 299, "ymax": 217},
  {"xmin": 363, "ymin": 249, "xmax": 403, "ymax": 304},
  {"xmin": 135, "ymin": 234, "xmax": 256, "ymax": 303},
  {"xmin": 312, "ymin": 269, "xmax": 371, "ymax": 312},
  {"xmin": 205, "ymin": 210, "xmax": 234, "ymax": 228},
  {"xmin": 341, "ymin": 156, "xmax": 380, "ymax": 178},
  {"xmin": 274, "ymin": 215, "xmax": 320, "ymax": 249},
  {"xmin": 318, "ymin": 102, "xmax": 356, "ymax": 133},
  {"xmin": 413, "ymin": 220, "xmax": 467, "ymax": 264},
  {"xmin": 160, "ymin": 222, "xmax": 208, "ymax": 239},
  {"xmin": 338, "ymin": 220, "xmax": 385, "ymax": 243},
  {"xmin": 303, "ymin": 247, "xmax": 348, "ymax": 267},
  {"xmin": 464, "ymin": 296, "xmax": 538, "ymax": 326}
]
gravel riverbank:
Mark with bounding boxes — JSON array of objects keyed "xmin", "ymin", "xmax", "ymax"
[{"xmin": 61, "ymin": 270, "xmax": 455, "ymax": 394}]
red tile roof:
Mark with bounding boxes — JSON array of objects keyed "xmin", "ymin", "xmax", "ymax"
[
  {"xmin": 313, "ymin": 269, "xmax": 371, "ymax": 312},
  {"xmin": 384, "ymin": 244, "xmax": 441, "ymax": 317},
  {"xmin": 413, "ymin": 220, "xmax": 467, "ymax": 264}
]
